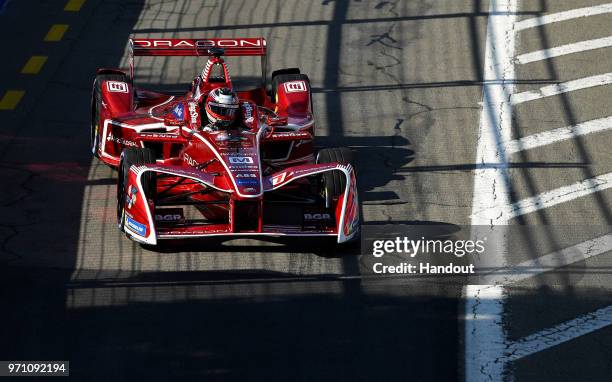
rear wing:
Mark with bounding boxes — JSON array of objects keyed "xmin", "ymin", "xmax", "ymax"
[{"xmin": 128, "ymin": 37, "xmax": 267, "ymax": 84}]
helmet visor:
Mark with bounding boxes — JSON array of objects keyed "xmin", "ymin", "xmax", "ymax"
[{"xmin": 208, "ymin": 102, "xmax": 238, "ymax": 118}]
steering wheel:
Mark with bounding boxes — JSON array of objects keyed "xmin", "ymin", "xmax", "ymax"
[{"xmin": 258, "ymin": 106, "xmax": 278, "ymax": 138}]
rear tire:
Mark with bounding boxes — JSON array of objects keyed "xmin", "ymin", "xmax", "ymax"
[
  {"xmin": 316, "ymin": 147, "xmax": 355, "ymax": 208},
  {"xmin": 91, "ymin": 73, "xmax": 129, "ymax": 158},
  {"xmin": 117, "ymin": 147, "xmax": 156, "ymax": 231}
]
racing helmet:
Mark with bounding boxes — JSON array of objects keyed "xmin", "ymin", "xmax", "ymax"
[{"xmin": 205, "ymin": 87, "xmax": 239, "ymax": 127}]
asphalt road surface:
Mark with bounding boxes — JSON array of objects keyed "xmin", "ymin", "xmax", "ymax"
[{"xmin": 0, "ymin": 1, "xmax": 610, "ymax": 381}]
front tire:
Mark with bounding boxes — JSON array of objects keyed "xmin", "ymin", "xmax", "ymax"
[{"xmin": 316, "ymin": 147, "xmax": 355, "ymax": 208}]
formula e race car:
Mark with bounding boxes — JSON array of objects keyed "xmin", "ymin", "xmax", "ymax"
[{"xmin": 90, "ymin": 37, "xmax": 359, "ymax": 245}]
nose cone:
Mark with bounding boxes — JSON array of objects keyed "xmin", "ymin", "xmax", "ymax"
[{"xmin": 210, "ymin": 129, "xmax": 262, "ymax": 198}]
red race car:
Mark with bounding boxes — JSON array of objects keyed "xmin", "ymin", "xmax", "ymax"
[{"xmin": 90, "ymin": 37, "xmax": 359, "ymax": 246}]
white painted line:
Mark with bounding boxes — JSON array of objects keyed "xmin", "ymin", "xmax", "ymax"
[
  {"xmin": 511, "ymin": 73, "xmax": 612, "ymax": 105},
  {"xmin": 482, "ymin": 234, "xmax": 612, "ymax": 284},
  {"xmin": 508, "ymin": 172, "xmax": 612, "ymax": 219},
  {"xmin": 464, "ymin": 285, "xmax": 507, "ymax": 381},
  {"xmin": 515, "ymin": 3, "xmax": 612, "ymax": 31},
  {"xmin": 516, "ymin": 35, "xmax": 612, "ymax": 64},
  {"xmin": 471, "ymin": 0, "xmax": 517, "ymax": 228},
  {"xmin": 467, "ymin": 1, "xmax": 517, "ymax": 381},
  {"xmin": 505, "ymin": 304, "xmax": 612, "ymax": 361},
  {"xmin": 505, "ymin": 116, "xmax": 612, "ymax": 154}
]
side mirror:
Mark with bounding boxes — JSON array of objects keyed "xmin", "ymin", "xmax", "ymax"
[{"xmin": 266, "ymin": 115, "xmax": 288, "ymax": 127}]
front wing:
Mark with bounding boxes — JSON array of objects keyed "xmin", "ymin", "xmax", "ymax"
[{"xmin": 121, "ymin": 163, "xmax": 359, "ymax": 245}]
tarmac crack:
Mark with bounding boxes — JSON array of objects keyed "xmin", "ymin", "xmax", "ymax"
[
  {"xmin": 374, "ymin": 1, "xmax": 399, "ymax": 16},
  {"xmin": 366, "ymin": 24, "xmax": 403, "ymax": 50}
]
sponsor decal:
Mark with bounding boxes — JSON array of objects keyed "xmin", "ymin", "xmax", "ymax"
[
  {"xmin": 229, "ymin": 134, "xmax": 248, "ymax": 142},
  {"xmin": 271, "ymin": 172, "xmax": 287, "ymax": 186},
  {"xmin": 126, "ymin": 184, "xmax": 137, "ymax": 209},
  {"xmin": 202, "ymin": 60, "xmax": 212, "ymax": 79},
  {"xmin": 283, "ymin": 80, "xmax": 307, "ymax": 93},
  {"xmin": 229, "ymin": 165, "xmax": 258, "ymax": 170},
  {"xmin": 188, "ymin": 101, "xmax": 199, "ymax": 124},
  {"xmin": 126, "ymin": 216, "xmax": 146, "ymax": 236},
  {"xmin": 107, "ymin": 132, "xmax": 138, "ymax": 147},
  {"xmin": 243, "ymin": 187, "xmax": 257, "ymax": 193},
  {"xmin": 235, "ymin": 178, "xmax": 259, "ymax": 186},
  {"xmin": 133, "ymin": 39, "xmax": 263, "ymax": 49},
  {"xmin": 107, "ymin": 81, "xmax": 129, "ymax": 93},
  {"xmin": 139, "ymin": 132, "xmax": 178, "ymax": 139},
  {"xmin": 184, "ymin": 153, "xmax": 198, "ymax": 167},
  {"xmin": 215, "ymin": 132, "xmax": 229, "ymax": 141},
  {"xmin": 235, "ymin": 173, "xmax": 257, "ymax": 178},
  {"xmin": 172, "ymin": 103, "xmax": 184, "ymax": 119},
  {"xmin": 269, "ymin": 131, "xmax": 312, "ymax": 139},
  {"xmin": 242, "ymin": 102, "xmax": 253, "ymax": 120},
  {"xmin": 304, "ymin": 213, "xmax": 332, "ymax": 221},
  {"xmin": 343, "ymin": 171, "xmax": 359, "ymax": 236},
  {"xmin": 228, "ymin": 156, "xmax": 253, "ymax": 164},
  {"xmin": 155, "ymin": 208, "xmax": 184, "ymax": 223},
  {"xmin": 155, "ymin": 207, "xmax": 185, "ymax": 222},
  {"xmin": 156, "ymin": 213, "xmax": 183, "ymax": 222}
]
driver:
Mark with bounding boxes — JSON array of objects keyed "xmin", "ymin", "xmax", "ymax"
[{"xmin": 203, "ymin": 87, "xmax": 240, "ymax": 129}]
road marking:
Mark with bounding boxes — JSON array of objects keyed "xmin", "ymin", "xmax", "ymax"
[
  {"xmin": 515, "ymin": 3, "xmax": 612, "ymax": 31},
  {"xmin": 465, "ymin": 233, "xmax": 612, "ymax": 378},
  {"xmin": 511, "ymin": 73, "xmax": 612, "ymax": 105},
  {"xmin": 507, "ymin": 172, "xmax": 612, "ymax": 219},
  {"xmin": 467, "ymin": 1, "xmax": 517, "ymax": 381},
  {"xmin": 470, "ymin": 6, "xmax": 612, "ymax": 381},
  {"xmin": 471, "ymin": 0, "xmax": 517, "ymax": 227},
  {"xmin": 0, "ymin": 90, "xmax": 25, "ymax": 110},
  {"xmin": 64, "ymin": 0, "xmax": 85, "ymax": 11},
  {"xmin": 505, "ymin": 116, "xmax": 612, "ymax": 154},
  {"xmin": 516, "ymin": 35, "xmax": 612, "ymax": 64},
  {"xmin": 44, "ymin": 24, "xmax": 69, "ymax": 42},
  {"xmin": 482, "ymin": 234, "xmax": 612, "ymax": 284},
  {"xmin": 20, "ymin": 55, "xmax": 48, "ymax": 74},
  {"xmin": 464, "ymin": 285, "xmax": 506, "ymax": 381},
  {"xmin": 504, "ymin": 304, "xmax": 612, "ymax": 361}
]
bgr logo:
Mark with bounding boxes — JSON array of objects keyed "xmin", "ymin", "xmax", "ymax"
[
  {"xmin": 304, "ymin": 213, "xmax": 331, "ymax": 220},
  {"xmin": 107, "ymin": 81, "xmax": 128, "ymax": 93},
  {"xmin": 155, "ymin": 214, "xmax": 182, "ymax": 222},
  {"xmin": 283, "ymin": 81, "xmax": 306, "ymax": 93}
]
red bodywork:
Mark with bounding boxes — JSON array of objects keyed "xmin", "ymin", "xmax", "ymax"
[{"xmin": 92, "ymin": 38, "xmax": 359, "ymax": 245}]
